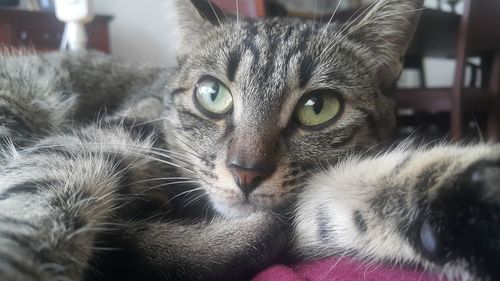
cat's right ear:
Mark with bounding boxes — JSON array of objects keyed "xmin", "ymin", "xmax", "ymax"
[
  {"xmin": 171, "ymin": 0, "xmax": 225, "ymax": 58},
  {"xmin": 345, "ymin": 0, "xmax": 424, "ymax": 90}
]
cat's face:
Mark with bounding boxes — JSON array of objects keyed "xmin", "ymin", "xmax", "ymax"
[{"xmin": 164, "ymin": 0, "xmax": 421, "ymax": 217}]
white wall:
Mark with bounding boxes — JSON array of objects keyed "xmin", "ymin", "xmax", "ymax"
[{"xmin": 93, "ymin": 0, "xmax": 178, "ymax": 67}]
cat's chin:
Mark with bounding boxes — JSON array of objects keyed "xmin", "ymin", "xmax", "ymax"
[{"xmin": 210, "ymin": 196, "xmax": 260, "ymax": 218}]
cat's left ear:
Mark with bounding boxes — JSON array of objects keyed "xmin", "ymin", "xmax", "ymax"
[
  {"xmin": 347, "ymin": 0, "xmax": 424, "ymax": 88},
  {"xmin": 172, "ymin": 0, "xmax": 226, "ymax": 57}
]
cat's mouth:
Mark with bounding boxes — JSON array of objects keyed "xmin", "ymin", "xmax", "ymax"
[
  {"xmin": 190, "ymin": 154, "xmax": 303, "ymax": 217},
  {"xmin": 206, "ymin": 182, "xmax": 295, "ymax": 218},
  {"xmin": 209, "ymin": 194, "xmax": 260, "ymax": 218}
]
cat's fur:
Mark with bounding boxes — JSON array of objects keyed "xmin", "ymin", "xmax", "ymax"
[
  {"xmin": 295, "ymin": 143, "xmax": 500, "ymax": 280},
  {"xmin": 0, "ymin": 0, "xmax": 498, "ymax": 280},
  {"xmin": 0, "ymin": 50, "xmax": 287, "ymax": 281}
]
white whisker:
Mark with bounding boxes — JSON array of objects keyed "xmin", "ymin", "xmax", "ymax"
[
  {"xmin": 206, "ymin": 0, "xmax": 223, "ymax": 26},
  {"xmin": 134, "ymin": 117, "xmax": 168, "ymax": 126},
  {"xmin": 169, "ymin": 187, "xmax": 206, "ymax": 202},
  {"xmin": 138, "ymin": 180, "xmax": 200, "ymax": 194},
  {"xmin": 318, "ymin": 0, "xmax": 378, "ymax": 61},
  {"xmin": 235, "ymin": 0, "xmax": 239, "ymax": 24},
  {"xmin": 180, "ymin": 192, "xmax": 208, "ymax": 211},
  {"xmin": 128, "ymin": 177, "xmax": 192, "ymax": 186},
  {"xmin": 317, "ymin": 0, "xmax": 344, "ymax": 46}
]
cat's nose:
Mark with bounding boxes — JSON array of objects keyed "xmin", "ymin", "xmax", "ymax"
[{"xmin": 228, "ymin": 163, "xmax": 275, "ymax": 196}]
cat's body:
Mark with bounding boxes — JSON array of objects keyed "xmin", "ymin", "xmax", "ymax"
[{"xmin": 0, "ymin": 0, "xmax": 499, "ymax": 280}]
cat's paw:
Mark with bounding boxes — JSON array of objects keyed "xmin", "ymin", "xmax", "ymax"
[
  {"xmin": 293, "ymin": 144, "xmax": 500, "ymax": 281},
  {"xmin": 417, "ymin": 160, "xmax": 500, "ymax": 280}
]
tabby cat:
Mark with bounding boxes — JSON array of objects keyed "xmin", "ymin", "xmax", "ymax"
[{"xmin": 0, "ymin": 0, "xmax": 498, "ymax": 280}]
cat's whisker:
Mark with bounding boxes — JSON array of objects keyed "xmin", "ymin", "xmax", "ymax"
[
  {"xmin": 169, "ymin": 133, "xmax": 203, "ymax": 159},
  {"xmin": 235, "ymin": 0, "xmax": 239, "ymax": 25},
  {"xmin": 136, "ymin": 211, "xmax": 170, "ymax": 222},
  {"xmin": 318, "ymin": 0, "xmax": 378, "ymax": 61},
  {"xmin": 139, "ymin": 153, "xmax": 197, "ymax": 174},
  {"xmin": 138, "ymin": 180, "xmax": 200, "ymax": 194},
  {"xmin": 133, "ymin": 117, "xmax": 168, "ymax": 126},
  {"xmin": 317, "ymin": 0, "xmax": 344, "ymax": 47},
  {"xmin": 202, "ymin": 200, "xmax": 213, "ymax": 220},
  {"xmin": 322, "ymin": 0, "xmax": 380, "ymax": 53},
  {"xmin": 127, "ymin": 177, "xmax": 193, "ymax": 186},
  {"xmin": 143, "ymin": 148, "xmax": 194, "ymax": 166},
  {"xmin": 66, "ymin": 225, "xmax": 118, "ymax": 240},
  {"xmin": 303, "ymin": 0, "xmax": 349, "ymax": 76},
  {"xmin": 100, "ymin": 146, "xmax": 196, "ymax": 174},
  {"xmin": 206, "ymin": 0, "xmax": 223, "ymax": 26},
  {"xmin": 89, "ymin": 124, "xmax": 199, "ymax": 163},
  {"xmin": 338, "ymin": 0, "xmax": 382, "ymax": 32},
  {"xmin": 109, "ymin": 145, "xmax": 195, "ymax": 174},
  {"xmin": 27, "ymin": 141, "xmax": 196, "ymax": 166},
  {"xmin": 101, "ymin": 138, "xmax": 195, "ymax": 162},
  {"xmin": 150, "ymin": 144, "xmax": 201, "ymax": 161},
  {"xmin": 180, "ymin": 191, "xmax": 208, "ymax": 211},
  {"xmin": 152, "ymin": 187, "xmax": 205, "ymax": 213},
  {"xmin": 90, "ymin": 222, "xmax": 129, "ymax": 228},
  {"xmin": 103, "ymin": 141, "xmax": 197, "ymax": 163},
  {"xmin": 101, "ymin": 200, "xmax": 134, "ymax": 214},
  {"xmin": 168, "ymin": 187, "xmax": 206, "ymax": 202}
]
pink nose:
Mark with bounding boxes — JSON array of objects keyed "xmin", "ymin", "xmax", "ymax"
[{"xmin": 228, "ymin": 165, "xmax": 273, "ymax": 196}]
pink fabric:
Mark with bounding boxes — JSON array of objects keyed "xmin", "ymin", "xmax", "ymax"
[{"xmin": 253, "ymin": 257, "xmax": 443, "ymax": 281}]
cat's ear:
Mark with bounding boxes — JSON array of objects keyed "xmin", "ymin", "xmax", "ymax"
[
  {"xmin": 171, "ymin": 0, "xmax": 225, "ymax": 57},
  {"xmin": 347, "ymin": 0, "xmax": 424, "ymax": 88}
]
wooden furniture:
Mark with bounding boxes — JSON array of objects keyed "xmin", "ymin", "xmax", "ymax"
[
  {"xmin": 0, "ymin": 9, "xmax": 112, "ymax": 53},
  {"xmin": 396, "ymin": 0, "xmax": 500, "ymax": 140}
]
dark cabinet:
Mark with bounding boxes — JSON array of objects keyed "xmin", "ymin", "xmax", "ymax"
[{"xmin": 0, "ymin": 9, "xmax": 112, "ymax": 52}]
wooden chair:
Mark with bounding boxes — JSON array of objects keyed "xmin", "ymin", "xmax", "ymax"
[{"xmin": 396, "ymin": 0, "xmax": 500, "ymax": 141}]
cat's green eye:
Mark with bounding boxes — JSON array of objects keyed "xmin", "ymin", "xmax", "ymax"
[
  {"xmin": 295, "ymin": 91, "xmax": 342, "ymax": 128},
  {"xmin": 194, "ymin": 76, "xmax": 233, "ymax": 116}
]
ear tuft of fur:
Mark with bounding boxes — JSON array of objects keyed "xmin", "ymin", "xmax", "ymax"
[
  {"xmin": 168, "ymin": 0, "xmax": 225, "ymax": 58},
  {"xmin": 347, "ymin": 0, "xmax": 424, "ymax": 86}
]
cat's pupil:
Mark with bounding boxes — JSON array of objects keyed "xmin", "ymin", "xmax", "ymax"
[
  {"xmin": 305, "ymin": 96, "xmax": 323, "ymax": 115},
  {"xmin": 210, "ymin": 83, "xmax": 219, "ymax": 102}
]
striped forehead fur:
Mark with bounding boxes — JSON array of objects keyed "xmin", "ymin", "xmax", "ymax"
[{"xmin": 164, "ymin": 0, "xmax": 423, "ymax": 216}]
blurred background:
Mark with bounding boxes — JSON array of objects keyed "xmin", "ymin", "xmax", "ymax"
[{"xmin": 0, "ymin": 0, "xmax": 499, "ymax": 141}]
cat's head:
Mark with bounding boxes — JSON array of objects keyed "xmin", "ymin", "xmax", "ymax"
[{"xmin": 164, "ymin": 0, "xmax": 423, "ymax": 217}]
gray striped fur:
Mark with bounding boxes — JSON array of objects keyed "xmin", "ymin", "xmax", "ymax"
[{"xmin": 0, "ymin": 0, "xmax": 498, "ymax": 280}]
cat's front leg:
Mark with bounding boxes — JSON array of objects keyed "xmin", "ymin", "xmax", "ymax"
[
  {"xmin": 294, "ymin": 144, "xmax": 500, "ymax": 281},
  {"xmin": 0, "ymin": 152, "xmax": 118, "ymax": 280},
  {"xmin": 0, "ymin": 126, "xmax": 166, "ymax": 281},
  {"xmin": 104, "ymin": 211, "xmax": 290, "ymax": 281}
]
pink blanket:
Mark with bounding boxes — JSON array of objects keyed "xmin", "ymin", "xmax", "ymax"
[{"xmin": 253, "ymin": 257, "xmax": 442, "ymax": 281}]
